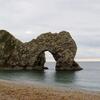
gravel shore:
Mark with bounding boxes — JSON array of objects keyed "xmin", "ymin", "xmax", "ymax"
[{"xmin": 0, "ymin": 80, "xmax": 100, "ymax": 100}]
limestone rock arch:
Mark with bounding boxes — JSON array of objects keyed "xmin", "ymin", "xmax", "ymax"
[
  {"xmin": 0, "ymin": 30, "xmax": 82, "ymax": 71},
  {"xmin": 32, "ymin": 31, "xmax": 82, "ymax": 71}
]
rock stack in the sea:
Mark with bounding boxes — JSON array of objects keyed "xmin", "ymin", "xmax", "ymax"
[{"xmin": 0, "ymin": 30, "xmax": 82, "ymax": 71}]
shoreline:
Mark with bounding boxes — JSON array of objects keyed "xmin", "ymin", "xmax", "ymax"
[
  {"xmin": 0, "ymin": 79, "xmax": 99, "ymax": 92},
  {"xmin": 0, "ymin": 79, "xmax": 100, "ymax": 100}
]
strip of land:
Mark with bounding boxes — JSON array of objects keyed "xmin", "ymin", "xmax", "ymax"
[{"xmin": 0, "ymin": 80, "xmax": 100, "ymax": 100}]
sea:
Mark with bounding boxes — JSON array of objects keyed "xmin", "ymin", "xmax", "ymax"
[{"xmin": 0, "ymin": 62, "xmax": 100, "ymax": 91}]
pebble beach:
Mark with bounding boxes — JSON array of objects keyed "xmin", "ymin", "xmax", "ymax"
[{"xmin": 0, "ymin": 80, "xmax": 100, "ymax": 100}]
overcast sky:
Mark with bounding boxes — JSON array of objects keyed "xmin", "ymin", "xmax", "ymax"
[{"xmin": 0, "ymin": 0, "xmax": 100, "ymax": 60}]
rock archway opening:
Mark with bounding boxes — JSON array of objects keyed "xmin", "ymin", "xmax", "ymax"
[{"xmin": 44, "ymin": 51, "xmax": 56, "ymax": 70}]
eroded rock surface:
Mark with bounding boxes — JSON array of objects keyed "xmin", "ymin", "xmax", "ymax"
[{"xmin": 0, "ymin": 30, "xmax": 82, "ymax": 71}]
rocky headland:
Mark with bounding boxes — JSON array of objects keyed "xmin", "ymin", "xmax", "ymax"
[{"xmin": 0, "ymin": 30, "xmax": 82, "ymax": 71}]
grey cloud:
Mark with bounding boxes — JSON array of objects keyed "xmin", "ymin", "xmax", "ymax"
[
  {"xmin": 0, "ymin": 0, "xmax": 100, "ymax": 59},
  {"xmin": 74, "ymin": 32, "xmax": 100, "ymax": 48}
]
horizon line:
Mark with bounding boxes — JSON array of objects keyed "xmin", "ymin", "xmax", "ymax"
[{"xmin": 46, "ymin": 58, "xmax": 100, "ymax": 62}]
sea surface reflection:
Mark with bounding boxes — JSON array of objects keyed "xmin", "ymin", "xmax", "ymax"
[{"xmin": 0, "ymin": 62, "xmax": 100, "ymax": 91}]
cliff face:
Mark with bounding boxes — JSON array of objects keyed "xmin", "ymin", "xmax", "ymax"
[
  {"xmin": 0, "ymin": 30, "xmax": 82, "ymax": 71},
  {"xmin": 0, "ymin": 30, "xmax": 22, "ymax": 68}
]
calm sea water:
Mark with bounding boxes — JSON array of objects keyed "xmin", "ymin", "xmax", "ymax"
[{"xmin": 0, "ymin": 62, "xmax": 100, "ymax": 91}]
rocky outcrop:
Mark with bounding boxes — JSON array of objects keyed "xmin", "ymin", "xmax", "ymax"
[
  {"xmin": 0, "ymin": 30, "xmax": 82, "ymax": 71},
  {"xmin": 0, "ymin": 30, "xmax": 22, "ymax": 68}
]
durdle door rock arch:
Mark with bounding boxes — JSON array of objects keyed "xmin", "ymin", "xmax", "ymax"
[{"xmin": 0, "ymin": 30, "xmax": 82, "ymax": 71}]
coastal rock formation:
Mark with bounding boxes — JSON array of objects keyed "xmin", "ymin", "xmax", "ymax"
[
  {"xmin": 0, "ymin": 30, "xmax": 22, "ymax": 68},
  {"xmin": 0, "ymin": 30, "xmax": 82, "ymax": 71}
]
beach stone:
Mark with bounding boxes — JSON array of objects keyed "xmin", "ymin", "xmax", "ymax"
[{"xmin": 0, "ymin": 30, "xmax": 82, "ymax": 71}]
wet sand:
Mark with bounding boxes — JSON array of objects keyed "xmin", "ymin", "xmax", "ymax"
[{"xmin": 0, "ymin": 80, "xmax": 100, "ymax": 100}]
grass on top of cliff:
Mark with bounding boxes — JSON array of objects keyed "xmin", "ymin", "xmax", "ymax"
[{"xmin": 0, "ymin": 80, "xmax": 100, "ymax": 100}]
